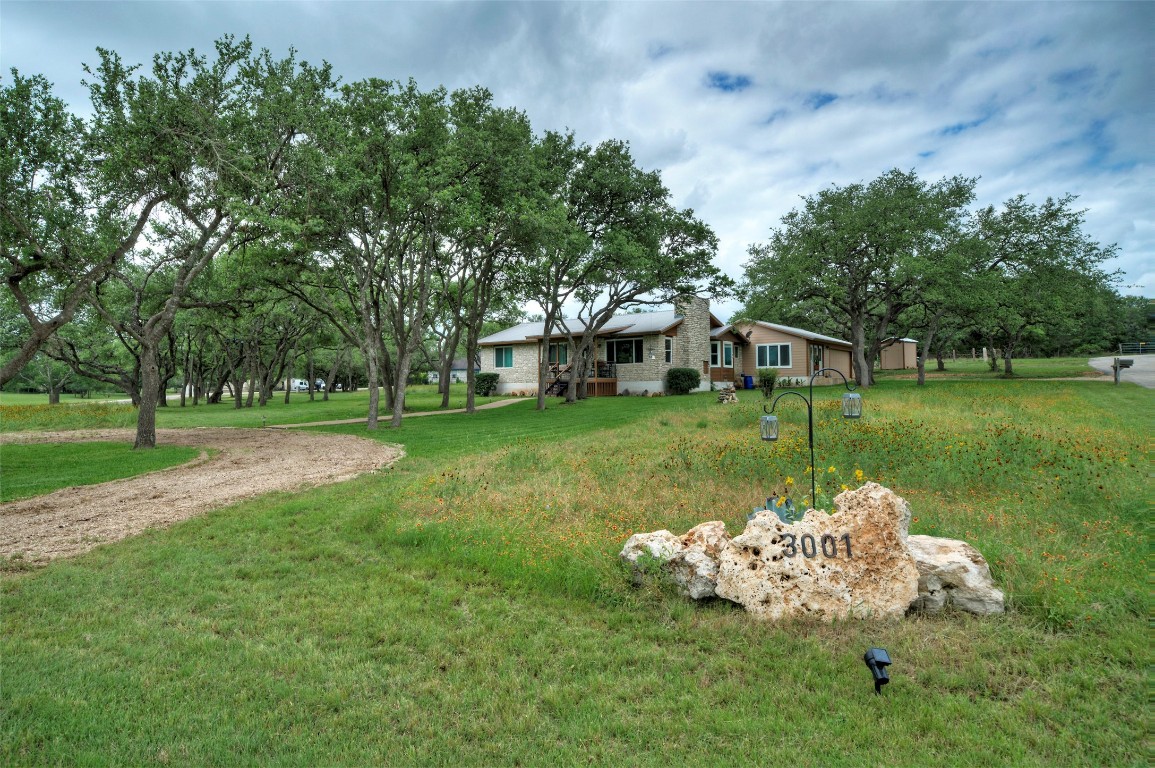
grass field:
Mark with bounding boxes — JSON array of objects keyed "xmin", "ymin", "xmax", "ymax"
[
  {"xmin": 1, "ymin": 363, "xmax": 1148, "ymax": 766},
  {"xmin": 0, "ymin": 442, "xmax": 202, "ymax": 502},
  {"xmin": 0, "ymin": 385, "xmax": 503, "ymax": 433}
]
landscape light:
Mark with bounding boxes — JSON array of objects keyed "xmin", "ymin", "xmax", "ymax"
[
  {"xmin": 760, "ymin": 414, "xmax": 779, "ymax": 441},
  {"xmin": 863, "ymin": 647, "xmax": 892, "ymax": 694}
]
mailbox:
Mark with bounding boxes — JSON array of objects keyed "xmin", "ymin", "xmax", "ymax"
[{"xmin": 1112, "ymin": 358, "xmax": 1134, "ymax": 385}]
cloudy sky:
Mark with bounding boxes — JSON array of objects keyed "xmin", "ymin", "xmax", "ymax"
[{"xmin": 3, "ymin": 1, "xmax": 1151, "ymax": 320}]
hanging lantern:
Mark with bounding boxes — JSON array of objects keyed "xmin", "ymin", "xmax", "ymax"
[
  {"xmin": 841, "ymin": 392, "xmax": 863, "ymax": 419},
  {"xmin": 760, "ymin": 414, "xmax": 779, "ymax": 441}
]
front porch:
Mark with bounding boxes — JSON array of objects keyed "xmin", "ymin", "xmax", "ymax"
[{"xmin": 546, "ymin": 361, "xmax": 618, "ymax": 397}]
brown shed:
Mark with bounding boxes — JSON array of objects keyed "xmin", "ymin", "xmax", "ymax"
[{"xmin": 879, "ymin": 338, "xmax": 918, "ymax": 370}]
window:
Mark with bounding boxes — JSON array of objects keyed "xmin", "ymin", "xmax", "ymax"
[
  {"xmin": 607, "ymin": 338, "xmax": 644, "ymax": 364},
  {"xmin": 664, "ymin": 337, "xmax": 673, "ymax": 364},
  {"xmin": 548, "ymin": 343, "xmax": 568, "ymax": 365},
  {"xmin": 756, "ymin": 343, "xmax": 792, "ymax": 368},
  {"xmin": 494, "ymin": 346, "xmax": 513, "ymax": 368},
  {"xmin": 711, "ymin": 340, "xmax": 734, "ymax": 368}
]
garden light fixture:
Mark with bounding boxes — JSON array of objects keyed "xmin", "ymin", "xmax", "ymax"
[
  {"xmin": 863, "ymin": 647, "xmax": 892, "ymax": 694},
  {"xmin": 760, "ymin": 367, "xmax": 863, "ymax": 508},
  {"xmin": 760, "ymin": 414, "xmax": 779, "ymax": 441}
]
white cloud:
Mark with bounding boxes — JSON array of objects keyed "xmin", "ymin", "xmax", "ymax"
[{"xmin": 3, "ymin": 0, "xmax": 1151, "ymax": 313}]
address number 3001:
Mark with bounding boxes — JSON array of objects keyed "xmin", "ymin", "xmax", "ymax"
[{"xmin": 779, "ymin": 533, "xmax": 853, "ymax": 559}]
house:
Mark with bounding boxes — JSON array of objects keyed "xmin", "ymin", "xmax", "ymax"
[
  {"xmin": 726, "ymin": 321, "xmax": 854, "ymax": 385},
  {"xmin": 427, "ymin": 358, "xmax": 480, "ymax": 384},
  {"xmin": 879, "ymin": 338, "xmax": 918, "ymax": 370},
  {"xmin": 478, "ymin": 296, "xmax": 730, "ymax": 396}
]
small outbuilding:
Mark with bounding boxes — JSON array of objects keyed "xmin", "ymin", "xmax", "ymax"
[{"xmin": 879, "ymin": 338, "xmax": 918, "ymax": 370}]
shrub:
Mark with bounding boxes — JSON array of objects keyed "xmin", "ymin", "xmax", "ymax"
[
  {"xmin": 757, "ymin": 368, "xmax": 778, "ymax": 399},
  {"xmin": 473, "ymin": 373, "xmax": 500, "ymax": 397},
  {"xmin": 665, "ymin": 367, "xmax": 700, "ymax": 395}
]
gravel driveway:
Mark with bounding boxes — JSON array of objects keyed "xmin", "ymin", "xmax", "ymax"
[{"xmin": 0, "ymin": 428, "xmax": 403, "ymax": 562}]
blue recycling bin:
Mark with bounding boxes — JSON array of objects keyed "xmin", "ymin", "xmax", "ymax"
[{"xmin": 743, "ymin": 375, "xmax": 754, "ymax": 390}]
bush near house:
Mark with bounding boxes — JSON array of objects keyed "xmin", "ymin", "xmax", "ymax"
[
  {"xmin": 757, "ymin": 368, "xmax": 778, "ymax": 399},
  {"xmin": 473, "ymin": 372, "xmax": 500, "ymax": 397},
  {"xmin": 665, "ymin": 367, "xmax": 700, "ymax": 395}
]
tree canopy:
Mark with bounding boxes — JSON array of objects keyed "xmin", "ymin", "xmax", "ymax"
[
  {"xmin": 739, "ymin": 169, "xmax": 1125, "ymax": 385},
  {"xmin": 1, "ymin": 37, "xmax": 732, "ymax": 443}
]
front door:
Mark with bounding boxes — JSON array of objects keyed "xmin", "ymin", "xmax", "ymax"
[{"xmin": 810, "ymin": 344, "xmax": 824, "ymax": 375}]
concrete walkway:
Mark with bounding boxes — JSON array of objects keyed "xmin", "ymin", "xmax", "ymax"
[
  {"xmin": 1088, "ymin": 356, "xmax": 1155, "ymax": 389},
  {"xmin": 269, "ymin": 397, "xmax": 526, "ymax": 429}
]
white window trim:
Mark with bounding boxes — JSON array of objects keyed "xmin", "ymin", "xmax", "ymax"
[
  {"xmin": 710, "ymin": 341, "xmax": 720, "ymax": 367},
  {"xmin": 723, "ymin": 341, "xmax": 734, "ymax": 368},
  {"xmin": 664, "ymin": 337, "xmax": 673, "ymax": 364},
  {"xmin": 756, "ymin": 342, "xmax": 793, "ymax": 369},
  {"xmin": 494, "ymin": 345, "xmax": 514, "ymax": 368}
]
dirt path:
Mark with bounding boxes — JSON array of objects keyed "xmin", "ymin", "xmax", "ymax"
[{"xmin": 0, "ymin": 428, "xmax": 404, "ymax": 562}]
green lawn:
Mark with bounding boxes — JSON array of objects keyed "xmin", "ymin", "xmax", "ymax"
[
  {"xmin": 0, "ymin": 442, "xmax": 202, "ymax": 502},
  {"xmin": 0, "ymin": 385, "xmax": 507, "ymax": 433},
  {"xmin": 874, "ymin": 354, "xmax": 1107, "ymax": 380},
  {"xmin": 0, "ymin": 392, "xmax": 127, "ymax": 406},
  {"xmin": 1, "ymin": 371, "xmax": 1149, "ymax": 766}
]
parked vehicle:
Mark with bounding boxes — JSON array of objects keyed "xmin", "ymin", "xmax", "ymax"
[{"xmin": 289, "ymin": 379, "xmax": 309, "ymax": 392}]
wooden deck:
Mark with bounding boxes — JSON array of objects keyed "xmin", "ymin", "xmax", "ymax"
[{"xmin": 547, "ymin": 362, "xmax": 618, "ymax": 397}]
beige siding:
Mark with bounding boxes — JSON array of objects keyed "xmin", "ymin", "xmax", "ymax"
[
  {"xmin": 734, "ymin": 323, "xmax": 853, "ymax": 385},
  {"xmin": 880, "ymin": 341, "xmax": 917, "ymax": 370}
]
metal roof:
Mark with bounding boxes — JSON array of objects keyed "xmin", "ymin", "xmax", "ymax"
[
  {"xmin": 726, "ymin": 321, "xmax": 852, "ymax": 348},
  {"xmin": 479, "ymin": 310, "xmax": 684, "ymax": 345}
]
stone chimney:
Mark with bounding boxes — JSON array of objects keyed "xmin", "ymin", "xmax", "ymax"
[{"xmin": 673, "ymin": 295, "xmax": 711, "ymax": 374}]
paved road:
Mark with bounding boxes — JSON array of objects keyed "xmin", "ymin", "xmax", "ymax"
[{"xmin": 1088, "ymin": 356, "xmax": 1155, "ymax": 389}]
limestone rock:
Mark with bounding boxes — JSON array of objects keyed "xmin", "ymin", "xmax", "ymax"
[
  {"xmin": 666, "ymin": 548, "xmax": 721, "ymax": 600},
  {"xmin": 619, "ymin": 530, "xmax": 682, "ymax": 571},
  {"xmin": 619, "ymin": 522, "xmax": 731, "ymax": 599},
  {"xmin": 679, "ymin": 520, "xmax": 729, "ymax": 559},
  {"xmin": 715, "ymin": 483, "xmax": 920, "ymax": 620},
  {"xmin": 907, "ymin": 535, "xmax": 1005, "ymax": 616},
  {"xmin": 665, "ymin": 521, "xmax": 730, "ymax": 598}
]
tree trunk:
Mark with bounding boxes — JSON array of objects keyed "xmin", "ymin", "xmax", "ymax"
[
  {"xmin": 323, "ymin": 348, "xmax": 345, "ymax": 403},
  {"xmin": 364, "ymin": 340, "xmax": 380, "ymax": 430},
  {"xmin": 1003, "ymin": 347, "xmax": 1015, "ymax": 377},
  {"xmin": 390, "ymin": 351, "xmax": 411, "ymax": 428},
  {"xmin": 308, "ymin": 350, "xmax": 315, "ymax": 401},
  {"xmin": 850, "ymin": 317, "xmax": 871, "ymax": 388},
  {"xmin": 916, "ymin": 333, "xmax": 932, "ymax": 386},
  {"xmin": 135, "ymin": 342, "xmax": 160, "ymax": 449}
]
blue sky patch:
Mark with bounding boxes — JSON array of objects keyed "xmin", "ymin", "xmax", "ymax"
[
  {"xmin": 762, "ymin": 108, "xmax": 789, "ymax": 126},
  {"xmin": 805, "ymin": 91, "xmax": 838, "ymax": 110},
  {"xmin": 940, "ymin": 112, "xmax": 993, "ymax": 136},
  {"xmin": 706, "ymin": 71, "xmax": 752, "ymax": 92},
  {"xmin": 918, "ymin": 150, "xmax": 935, "ymax": 159}
]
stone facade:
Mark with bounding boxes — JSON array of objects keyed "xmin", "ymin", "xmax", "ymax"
[
  {"xmin": 673, "ymin": 295, "xmax": 713, "ymax": 392},
  {"xmin": 487, "ymin": 343, "xmax": 541, "ymax": 393}
]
